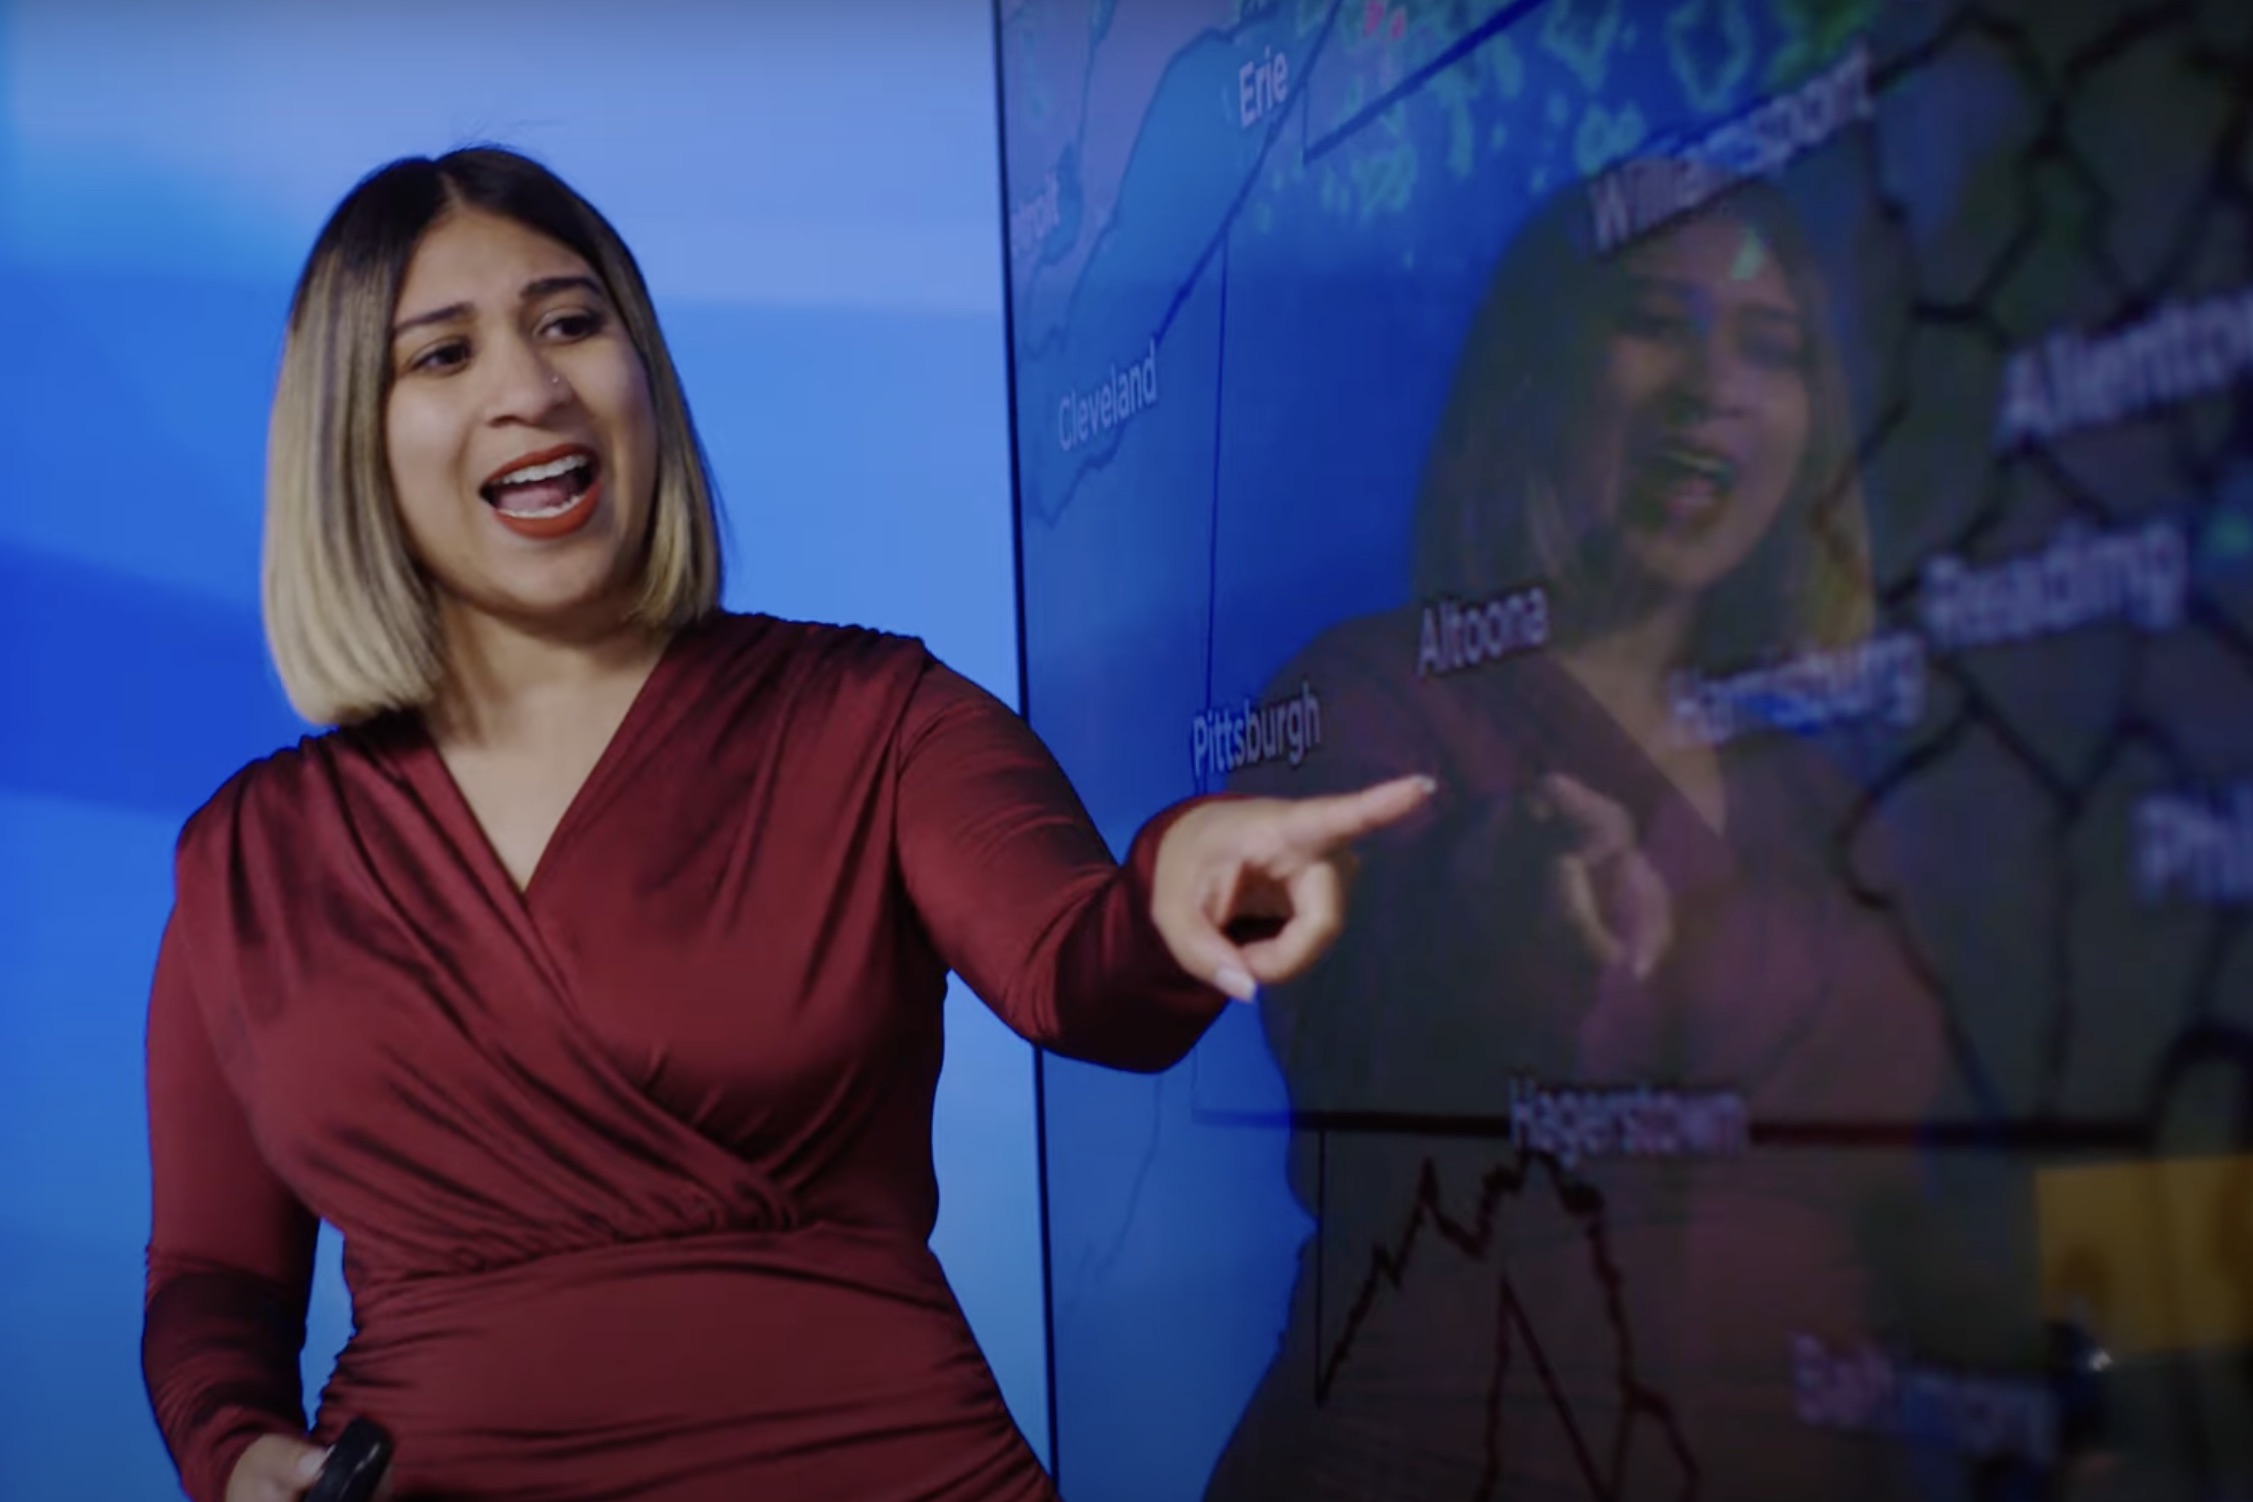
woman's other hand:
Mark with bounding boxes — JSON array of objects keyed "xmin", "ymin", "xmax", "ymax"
[
  {"xmin": 225, "ymin": 1435, "xmax": 329, "ymax": 1502},
  {"xmin": 1530, "ymin": 771, "xmax": 1673, "ymax": 981},
  {"xmin": 226, "ymin": 1433, "xmax": 394, "ymax": 1502}
]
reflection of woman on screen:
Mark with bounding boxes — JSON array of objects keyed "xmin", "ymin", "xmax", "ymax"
[{"xmin": 1205, "ymin": 176, "xmax": 1963, "ymax": 1499}]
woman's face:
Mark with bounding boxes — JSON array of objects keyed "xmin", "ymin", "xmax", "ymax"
[
  {"xmin": 1563, "ymin": 211, "xmax": 1814, "ymax": 602},
  {"xmin": 384, "ymin": 207, "xmax": 658, "ymax": 636}
]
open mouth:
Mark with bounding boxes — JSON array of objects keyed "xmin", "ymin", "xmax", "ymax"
[
  {"xmin": 1628, "ymin": 438, "xmax": 1738, "ymax": 532},
  {"xmin": 480, "ymin": 448, "xmax": 602, "ymax": 539}
]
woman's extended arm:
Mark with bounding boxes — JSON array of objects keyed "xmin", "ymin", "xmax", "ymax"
[{"xmin": 892, "ymin": 661, "xmax": 1230, "ymax": 1071}]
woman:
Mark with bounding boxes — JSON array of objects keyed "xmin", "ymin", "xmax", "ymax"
[
  {"xmin": 1204, "ymin": 176, "xmax": 1995, "ymax": 1499},
  {"xmin": 140, "ymin": 146, "xmax": 1429, "ymax": 1502}
]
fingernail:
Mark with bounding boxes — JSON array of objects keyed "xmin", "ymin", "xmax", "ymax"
[
  {"xmin": 1414, "ymin": 775, "xmax": 1438, "ymax": 795},
  {"xmin": 1217, "ymin": 965, "xmax": 1257, "ymax": 1002}
]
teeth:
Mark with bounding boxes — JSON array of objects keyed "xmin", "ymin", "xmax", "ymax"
[
  {"xmin": 1657, "ymin": 445, "xmax": 1734, "ymax": 485},
  {"xmin": 501, "ymin": 492, "xmax": 587, "ymax": 521},
  {"xmin": 492, "ymin": 453, "xmax": 591, "ymax": 487}
]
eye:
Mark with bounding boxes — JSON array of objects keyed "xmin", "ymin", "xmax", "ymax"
[
  {"xmin": 1616, "ymin": 299, "xmax": 1693, "ymax": 342},
  {"xmin": 1738, "ymin": 313, "xmax": 1809, "ymax": 372},
  {"xmin": 1613, "ymin": 282, "xmax": 1697, "ymax": 342},
  {"xmin": 407, "ymin": 339, "xmax": 470, "ymax": 375},
  {"xmin": 542, "ymin": 307, "xmax": 608, "ymax": 341}
]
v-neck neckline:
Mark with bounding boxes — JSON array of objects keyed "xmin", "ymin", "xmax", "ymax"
[
  {"xmin": 1502, "ymin": 649, "xmax": 1741, "ymax": 880},
  {"xmin": 388, "ymin": 621, "xmax": 705, "ymax": 912}
]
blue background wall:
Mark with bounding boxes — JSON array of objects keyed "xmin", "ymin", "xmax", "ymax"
[{"xmin": 0, "ymin": 2, "xmax": 1044, "ymax": 1495}]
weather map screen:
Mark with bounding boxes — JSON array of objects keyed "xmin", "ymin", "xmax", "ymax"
[{"xmin": 995, "ymin": 2, "xmax": 2253, "ymax": 1498}]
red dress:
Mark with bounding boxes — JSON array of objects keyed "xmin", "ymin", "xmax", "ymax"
[{"xmin": 141, "ymin": 612, "xmax": 1226, "ymax": 1502}]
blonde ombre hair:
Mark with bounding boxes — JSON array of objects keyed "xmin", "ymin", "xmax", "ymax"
[
  {"xmin": 1413, "ymin": 170, "xmax": 1872, "ymax": 668},
  {"xmin": 263, "ymin": 146, "xmax": 725, "ymax": 726}
]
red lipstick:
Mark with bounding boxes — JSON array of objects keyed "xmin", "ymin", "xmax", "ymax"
[{"xmin": 480, "ymin": 444, "xmax": 602, "ymax": 542}]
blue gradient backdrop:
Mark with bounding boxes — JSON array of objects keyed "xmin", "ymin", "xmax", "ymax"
[{"xmin": 0, "ymin": 2, "xmax": 1043, "ymax": 1495}]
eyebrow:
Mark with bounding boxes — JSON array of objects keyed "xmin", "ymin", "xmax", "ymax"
[
  {"xmin": 1626, "ymin": 274, "xmax": 1805, "ymax": 322},
  {"xmin": 390, "ymin": 274, "xmax": 609, "ymax": 339}
]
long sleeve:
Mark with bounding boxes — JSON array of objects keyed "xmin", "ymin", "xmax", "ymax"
[
  {"xmin": 143, "ymin": 905, "xmax": 319, "ymax": 1502},
  {"xmin": 893, "ymin": 660, "xmax": 1228, "ymax": 1071}
]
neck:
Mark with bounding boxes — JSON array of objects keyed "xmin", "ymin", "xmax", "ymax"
[
  {"xmin": 1556, "ymin": 589, "xmax": 1701, "ymax": 736},
  {"xmin": 426, "ymin": 601, "xmax": 672, "ymax": 749}
]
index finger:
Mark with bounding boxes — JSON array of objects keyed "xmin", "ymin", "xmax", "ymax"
[
  {"xmin": 1538, "ymin": 772, "xmax": 1635, "ymax": 862},
  {"xmin": 1281, "ymin": 774, "xmax": 1437, "ymax": 852}
]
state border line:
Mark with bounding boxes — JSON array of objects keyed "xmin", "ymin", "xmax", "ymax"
[
  {"xmin": 1028, "ymin": 0, "xmax": 1350, "ymax": 528},
  {"xmin": 1191, "ymin": 1105, "xmax": 2150, "ymax": 1151},
  {"xmin": 1201, "ymin": 234, "xmax": 1232, "ymax": 719},
  {"xmin": 1016, "ymin": 0, "xmax": 1349, "ymax": 368},
  {"xmin": 1304, "ymin": 0, "xmax": 1547, "ymax": 163}
]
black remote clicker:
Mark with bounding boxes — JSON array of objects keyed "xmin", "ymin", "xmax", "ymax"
[{"xmin": 304, "ymin": 1417, "xmax": 395, "ymax": 1502}]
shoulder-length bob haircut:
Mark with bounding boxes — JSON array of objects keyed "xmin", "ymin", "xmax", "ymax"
[
  {"xmin": 1410, "ymin": 167, "xmax": 1872, "ymax": 668},
  {"xmin": 263, "ymin": 145, "xmax": 725, "ymax": 726}
]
